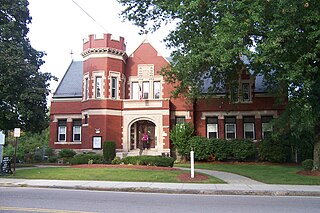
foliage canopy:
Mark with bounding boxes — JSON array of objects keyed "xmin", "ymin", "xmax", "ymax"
[
  {"xmin": 0, "ymin": 0, "xmax": 56, "ymax": 133},
  {"xmin": 118, "ymin": 0, "xmax": 320, "ymax": 169}
]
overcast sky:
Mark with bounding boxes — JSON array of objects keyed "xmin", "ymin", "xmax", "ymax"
[{"xmin": 27, "ymin": 0, "xmax": 173, "ymax": 92}]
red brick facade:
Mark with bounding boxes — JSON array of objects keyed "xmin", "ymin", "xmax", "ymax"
[{"xmin": 50, "ymin": 33, "xmax": 285, "ymax": 156}]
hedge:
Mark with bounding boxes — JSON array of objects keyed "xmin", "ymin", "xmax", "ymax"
[
  {"xmin": 122, "ymin": 156, "xmax": 175, "ymax": 167},
  {"xmin": 70, "ymin": 153, "xmax": 104, "ymax": 165}
]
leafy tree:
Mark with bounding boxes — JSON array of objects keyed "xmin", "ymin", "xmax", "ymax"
[
  {"xmin": 118, "ymin": 0, "xmax": 320, "ymax": 170},
  {"xmin": 3, "ymin": 128, "xmax": 51, "ymax": 162},
  {"xmin": 170, "ymin": 123, "xmax": 195, "ymax": 161},
  {"xmin": 0, "ymin": 0, "xmax": 56, "ymax": 133}
]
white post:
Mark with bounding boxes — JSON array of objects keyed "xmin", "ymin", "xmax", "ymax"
[
  {"xmin": 0, "ymin": 131, "xmax": 5, "ymax": 164},
  {"xmin": 190, "ymin": 150, "xmax": 194, "ymax": 178}
]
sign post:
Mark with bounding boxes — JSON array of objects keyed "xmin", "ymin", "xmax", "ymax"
[
  {"xmin": 13, "ymin": 128, "xmax": 20, "ymax": 175},
  {"xmin": 0, "ymin": 131, "xmax": 5, "ymax": 165},
  {"xmin": 190, "ymin": 149, "xmax": 194, "ymax": 178}
]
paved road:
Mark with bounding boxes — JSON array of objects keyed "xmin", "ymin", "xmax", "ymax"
[{"xmin": 1, "ymin": 187, "xmax": 320, "ymax": 213}]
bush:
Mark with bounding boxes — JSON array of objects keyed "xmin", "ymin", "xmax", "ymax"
[
  {"xmin": 211, "ymin": 139, "xmax": 232, "ymax": 161},
  {"xmin": 48, "ymin": 156, "xmax": 58, "ymax": 163},
  {"xmin": 259, "ymin": 137, "xmax": 290, "ymax": 163},
  {"xmin": 103, "ymin": 141, "xmax": 116, "ymax": 163},
  {"xmin": 112, "ymin": 157, "xmax": 122, "ymax": 164},
  {"xmin": 122, "ymin": 156, "xmax": 175, "ymax": 167},
  {"xmin": 70, "ymin": 153, "xmax": 104, "ymax": 165},
  {"xmin": 189, "ymin": 136, "xmax": 212, "ymax": 161},
  {"xmin": 302, "ymin": 159, "xmax": 314, "ymax": 171},
  {"xmin": 58, "ymin": 149, "xmax": 76, "ymax": 159},
  {"xmin": 170, "ymin": 123, "xmax": 195, "ymax": 160},
  {"xmin": 230, "ymin": 139, "xmax": 256, "ymax": 161}
]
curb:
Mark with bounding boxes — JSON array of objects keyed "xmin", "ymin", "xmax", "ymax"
[{"xmin": 1, "ymin": 183, "xmax": 320, "ymax": 197}]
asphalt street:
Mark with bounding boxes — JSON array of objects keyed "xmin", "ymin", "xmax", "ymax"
[{"xmin": 1, "ymin": 187, "xmax": 320, "ymax": 213}]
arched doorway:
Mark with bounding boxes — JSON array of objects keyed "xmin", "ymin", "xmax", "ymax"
[{"xmin": 129, "ymin": 120, "xmax": 156, "ymax": 150}]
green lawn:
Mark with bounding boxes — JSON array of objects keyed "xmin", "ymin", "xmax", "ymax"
[
  {"xmin": 177, "ymin": 163, "xmax": 320, "ymax": 185},
  {"xmin": 2, "ymin": 167, "xmax": 224, "ymax": 184}
]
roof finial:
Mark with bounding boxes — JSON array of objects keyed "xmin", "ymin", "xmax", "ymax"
[
  {"xmin": 70, "ymin": 50, "xmax": 74, "ymax": 60},
  {"xmin": 144, "ymin": 30, "xmax": 149, "ymax": 43}
]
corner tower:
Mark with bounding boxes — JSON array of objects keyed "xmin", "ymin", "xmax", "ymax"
[{"xmin": 80, "ymin": 33, "xmax": 127, "ymax": 150}]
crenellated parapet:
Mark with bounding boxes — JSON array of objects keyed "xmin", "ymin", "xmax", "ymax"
[{"xmin": 82, "ymin": 33, "xmax": 127, "ymax": 59}]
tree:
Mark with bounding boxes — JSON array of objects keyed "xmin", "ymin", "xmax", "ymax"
[
  {"xmin": 0, "ymin": 0, "xmax": 56, "ymax": 133},
  {"xmin": 118, "ymin": 0, "xmax": 320, "ymax": 169}
]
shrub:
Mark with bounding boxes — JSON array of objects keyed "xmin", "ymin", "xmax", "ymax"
[
  {"xmin": 70, "ymin": 153, "xmax": 104, "ymax": 165},
  {"xmin": 211, "ymin": 139, "xmax": 232, "ymax": 161},
  {"xmin": 122, "ymin": 156, "xmax": 175, "ymax": 167},
  {"xmin": 189, "ymin": 136, "xmax": 212, "ymax": 161},
  {"xmin": 170, "ymin": 123, "xmax": 195, "ymax": 160},
  {"xmin": 48, "ymin": 156, "xmax": 58, "ymax": 163},
  {"xmin": 230, "ymin": 139, "xmax": 256, "ymax": 161},
  {"xmin": 259, "ymin": 137, "xmax": 290, "ymax": 163},
  {"xmin": 103, "ymin": 141, "xmax": 116, "ymax": 163},
  {"xmin": 112, "ymin": 157, "xmax": 122, "ymax": 164},
  {"xmin": 302, "ymin": 159, "xmax": 314, "ymax": 171},
  {"xmin": 58, "ymin": 149, "xmax": 76, "ymax": 159}
]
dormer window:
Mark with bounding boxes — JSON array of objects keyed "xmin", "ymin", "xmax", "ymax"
[{"xmin": 242, "ymin": 83, "xmax": 251, "ymax": 102}]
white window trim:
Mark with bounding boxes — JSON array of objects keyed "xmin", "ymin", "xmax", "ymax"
[
  {"xmin": 262, "ymin": 123, "xmax": 273, "ymax": 139},
  {"xmin": 109, "ymin": 71, "xmax": 120, "ymax": 99},
  {"xmin": 92, "ymin": 71, "xmax": 105, "ymax": 99},
  {"xmin": 153, "ymin": 81, "xmax": 161, "ymax": 99},
  {"xmin": 242, "ymin": 83, "xmax": 251, "ymax": 102},
  {"xmin": 244, "ymin": 123, "xmax": 255, "ymax": 139},
  {"xmin": 128, "ymin": 75, "xmax": 163, "ymax": 100},
  {"xmin": 207, "ymin": 123, "xmax": 218, "ymax": 139},
  {"xmin": 73, "ymin": 125, "xmax": 81, "ymax": 142},
  {"xmin": 58, "ymin": 126, "xmax": 66, "ymax": 142},
  {"xmin": 83, "ymin": 73, "xmax": 89, "ymax": 101},
  {"xmin": 225, "ymin": 123, "xmax": 236, "ymax": 140},
  {"xmin": 95, "ymin": 76, "xmax": 103, "ymax": 99}
]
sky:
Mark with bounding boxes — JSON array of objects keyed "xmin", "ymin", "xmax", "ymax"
[{"xmin": 27, "ymin": 0, "xmax": 173, "ymax": 93}]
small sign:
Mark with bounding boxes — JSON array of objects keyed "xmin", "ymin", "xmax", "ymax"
[
  {"xmin": 92, "ymin": 136, "xmax": 102, "ymax": 149},
  {"xmin": 0, "ymin": 131, "xmax": 5, "ymax": 145},
  {"xmin": 1, "ymin": 156, "xmax": 13, "ymax": 175},
  {"xmin": 14, "ymin": 128, "xmax": 20, "ymax": 138}
]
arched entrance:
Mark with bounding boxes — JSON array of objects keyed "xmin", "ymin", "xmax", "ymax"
[{"xmin": 129, "ymin": 120, "xmax": 156, "ymax": 150}]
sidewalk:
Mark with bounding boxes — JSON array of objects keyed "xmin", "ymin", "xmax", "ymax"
[{"xmin": 1, "ymin": 177, "xmax": 320, "ymax": 197}]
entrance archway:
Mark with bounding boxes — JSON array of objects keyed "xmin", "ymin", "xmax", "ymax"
[{"xmin": 129, "ymin": 120, "xmax": 156, "ymax": 150}]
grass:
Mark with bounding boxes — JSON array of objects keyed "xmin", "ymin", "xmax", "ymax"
[
  {"xmin": 2, "ymin": 167, "xmax": 224, "ymax": 184},
  {"xmin": 177, "ymin": 163, "xmax": 320, "ymax": 185}
]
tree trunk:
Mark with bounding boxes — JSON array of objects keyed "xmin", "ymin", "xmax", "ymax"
[
  {"xmin": 313, "ymin": 139, "xmax": 320, "ymax": 171},
  {"xmin": 313, "ymin": 120, "xmax": 320, "ymax": 170}
]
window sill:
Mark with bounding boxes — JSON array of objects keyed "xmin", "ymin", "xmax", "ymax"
[{"xmin": 55, "ymin": 142, "xmax": 82, "ymax": 145}]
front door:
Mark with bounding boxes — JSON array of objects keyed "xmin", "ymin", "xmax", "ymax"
[{"xmin": 130, "ymin": 120, "xmax": 156, "ymax": 150}]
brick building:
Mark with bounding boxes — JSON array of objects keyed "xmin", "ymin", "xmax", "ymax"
[{"xmin": 49, "ymin": 33, "xmax": 285, "ymax": 157}]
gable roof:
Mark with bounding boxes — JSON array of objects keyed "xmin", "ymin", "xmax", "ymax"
[{"xmin": 53, "ymin": 61, "xmax": 83, "ymax": 98}]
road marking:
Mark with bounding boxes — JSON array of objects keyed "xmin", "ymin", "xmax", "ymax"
[{"xmin": 0, "ymin": 206, "xmax": 96, "ymax": 213}]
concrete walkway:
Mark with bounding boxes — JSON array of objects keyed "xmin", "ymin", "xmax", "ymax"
[{"xmin": 178, "ymin": 167, "xmax": 264, "ymax": 184}]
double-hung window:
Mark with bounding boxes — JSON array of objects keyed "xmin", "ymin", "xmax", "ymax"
[
  {"xmin": 142, "ymin": 82, "xmax": 149, "ymax": 99},
  {"xmin": 262, "ymin": 116, "xmax": 273, "ymax": 139},
  {"xmin": 153, "ymin": 81, "xmax": 160, "ymax": 99},
  {"xmin": 58, "ymin": 120, "xmax": 67, "ymax": 142},
  {"xmin": 225, "ymin": 117, "xmax": 236, "ymax": 139},
  {"xmin": 131, "ymin": 82, "xmax": 139, "ymax": 100},
  {"xmin": 72, "ymin": 119, "xmax": 81, "ymax": 142},
  {"xmin": 111, "ymin": 77, "xmax": 117, "ymax": 99},
  {"xmin": 95, "ymin": 76, "xmax": 102, "ymax": 98},
  {"xmin": 84, "ymin": 78, "xmax": 89, "ymax": 100},
  {"xmin": 243, "ymin": 116, "xmax": 255, "ymax": 139},
  {"xmin": 206, "ymin": 117, "xmax": 218, "ymax": 139}
]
